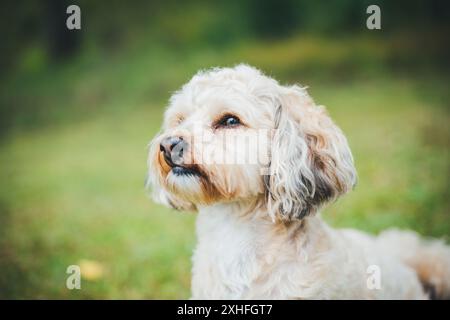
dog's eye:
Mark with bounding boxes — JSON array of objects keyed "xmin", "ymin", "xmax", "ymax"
[{"xmin": 217, "ymin": 114, "xmax": 241, "ymax": 128}]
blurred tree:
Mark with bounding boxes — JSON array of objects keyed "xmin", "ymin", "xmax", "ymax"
[
  {"xmin": 0, "ymin": 0, "xmax": 449, "ymax": 80},
  {"xmin": 245, "ymin": 0, "xmax": 299, "ymax": 38}
]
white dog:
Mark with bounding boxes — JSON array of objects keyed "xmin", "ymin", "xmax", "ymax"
[{"xmin": 147, "ymin": 64, "xmax": 450, "ymax": 299}]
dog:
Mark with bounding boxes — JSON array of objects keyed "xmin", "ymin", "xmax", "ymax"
[{"xmin": 147, "ymin": 64, "xmax": 450, "ymax": 299}]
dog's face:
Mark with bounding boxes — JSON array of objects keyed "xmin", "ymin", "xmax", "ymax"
[{"xmin": 148, "ymin": 65, "xmax": 357, "ymax": 220}]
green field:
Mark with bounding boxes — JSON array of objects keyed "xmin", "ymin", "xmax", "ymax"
[{"xmin": 0, "ymin": 34, "xmax": 449, "ymax": 299}]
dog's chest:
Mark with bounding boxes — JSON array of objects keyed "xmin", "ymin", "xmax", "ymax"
[{"xmin": 191, "ymin": 210, "xmax": 268, "ymax": 299}]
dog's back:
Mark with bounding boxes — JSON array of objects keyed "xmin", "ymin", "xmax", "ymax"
[{"xmin": 374, "ymin": 229, "xmax": 450, "ymax": 299}]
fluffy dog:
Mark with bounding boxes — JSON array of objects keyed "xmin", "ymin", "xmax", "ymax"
[{"xmin": 147, "ymin": 64, "xmax": 450, "ymax": 299}]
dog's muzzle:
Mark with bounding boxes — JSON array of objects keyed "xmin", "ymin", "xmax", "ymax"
[
  {"xmin": 160, "ymin": 136, "xmax": 185, "ymax": 167},
  {"xmin": 159, "ymin": 136, "xmax": 200, "ymax": 177}
]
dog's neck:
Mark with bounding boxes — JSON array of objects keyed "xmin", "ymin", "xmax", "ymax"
[
  {"xmin": 196, "ymin": 200, "xmax": 317, "ymax": 239},
  {"xmin": 196, "ymin": 200, "xmax": 276, "ymax": 245},
  {"xmin": 192, "ymin": 200, "xmax": 328, "ymax": 298},
  {"xmin": 197, "ymin": 201, "xmax": 324, "ymax": 260}
]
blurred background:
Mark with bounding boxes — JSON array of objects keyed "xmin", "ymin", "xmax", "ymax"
[{"xmin": 0, "ymin": 0, "xmax": 449, "ymax": 299}]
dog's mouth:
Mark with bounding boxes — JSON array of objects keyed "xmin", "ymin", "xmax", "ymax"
[
  {"xmin": 159, "ymin": 150, "xmax": 202, "ymax": 178},
  {"xmin": 171, "ymin": 165, "xmax": 202, "ymax": 177}
]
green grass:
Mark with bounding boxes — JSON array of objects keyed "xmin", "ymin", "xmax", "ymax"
[{"xmin": 0, "ymin": 35, "xmax": 449, "ymax": 299}]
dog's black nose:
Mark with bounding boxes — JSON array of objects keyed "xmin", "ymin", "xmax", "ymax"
[{"xmin": 160, "ymin": 136, "xmax": 185, "ymax": 167}]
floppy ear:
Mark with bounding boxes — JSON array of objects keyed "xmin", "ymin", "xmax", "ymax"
[
  {"xmin": 266, "ymin": 85, "xmax": 357, "ymax": 221},
  {"xmin": 147, "ymin": 135, "xmax": 197, "ymax": 212}
]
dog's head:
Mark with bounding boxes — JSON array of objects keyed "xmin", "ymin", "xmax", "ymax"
[{"xmin": 147, "ymin": 65, "xmax": 356, "ymax": 220}]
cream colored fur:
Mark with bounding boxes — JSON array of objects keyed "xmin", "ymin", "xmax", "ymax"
[{"xmin": 147, "ymin": 64, "xmax": 450, "ymax": 299}]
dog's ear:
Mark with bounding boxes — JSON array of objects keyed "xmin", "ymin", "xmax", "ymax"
[{"xmin": 265, "ymin": 85, "xmax": 357, "ymax": 221}]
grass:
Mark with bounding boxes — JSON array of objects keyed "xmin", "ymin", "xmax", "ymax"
[{"xmin": 0, "ymin": 34, "xmax": 449, "ymax": 299}]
